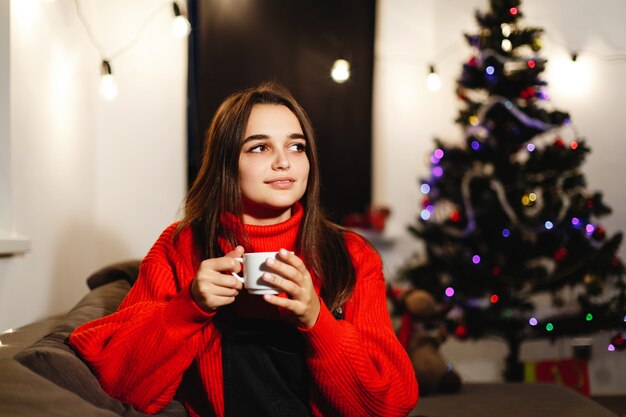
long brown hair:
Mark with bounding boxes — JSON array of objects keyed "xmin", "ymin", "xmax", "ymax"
[{"xmin": 178, "ymin": 82, "xmax": 355, "ymax": 311}]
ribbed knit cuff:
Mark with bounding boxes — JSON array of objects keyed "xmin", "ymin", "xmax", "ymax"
[
  {"xmin": 166, "ymin": 282, "xmax": 217, "ymax": 325},
  {"xmin": 298, "ymin": 301, "xmax": 343, "ymax": 358}
]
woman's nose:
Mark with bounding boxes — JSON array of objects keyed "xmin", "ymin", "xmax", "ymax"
[{"xmin": 272, "ymin": 150, "xmax": 291, "ymax": 170}]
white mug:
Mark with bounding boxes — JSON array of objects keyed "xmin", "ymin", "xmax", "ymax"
[{"xmin": 232, "ymin": 252, "xmax": 280, "ymax": 295}]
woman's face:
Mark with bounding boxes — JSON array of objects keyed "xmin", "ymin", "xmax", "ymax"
[{"xmin": 238, "ymin": 104, "xmax": 310, "ymax": 224}]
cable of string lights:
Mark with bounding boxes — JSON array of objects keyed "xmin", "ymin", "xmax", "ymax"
[{"xmin": 73, "ymin": 0, "xmax": 191, "ymax": 101}]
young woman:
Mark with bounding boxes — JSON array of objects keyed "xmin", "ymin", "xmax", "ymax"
[{"xmin": 70, "ymin": 82, "xmax": 418, "ymax": 417}]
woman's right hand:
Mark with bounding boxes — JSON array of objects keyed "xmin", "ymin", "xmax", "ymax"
[{"xmin": 191, "ymin": 245, "xmax": 245, "ymax": 312}]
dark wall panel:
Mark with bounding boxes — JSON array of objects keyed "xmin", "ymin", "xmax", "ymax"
[{"xmin": 187, "ymin": 0, "xmax": 376, "ymax": 222}]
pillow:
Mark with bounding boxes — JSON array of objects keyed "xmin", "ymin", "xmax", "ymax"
[
  {"xmin": 86, "ymin": 260, "xmax": 141, "ymax": 290},
  {"xmin": 14, "ymin": 279, "xmax": 187, "ymax": 417}
]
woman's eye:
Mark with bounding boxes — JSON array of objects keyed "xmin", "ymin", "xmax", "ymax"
[
  {"xmin": 248, "ymin": 144, "xmax": 267, "ymax": 153},
  {"xmin": 288, "ymin": 143, "xmax": 307, "ymax": 152}
]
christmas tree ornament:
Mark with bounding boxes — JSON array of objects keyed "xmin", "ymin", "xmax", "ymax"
[
  {"xmin": 553, "ymin": 247, "xmax": 568, "ymax": 263},
  {"xmin": 609, "ymin": 333, "xmax": 625, "ymax": 351},
  {"xmin": 455, "ymin": 324, "xmax": 470, "ymax": 340},
  {"xmin": 592, "ymin": 226, "xmax": 606, "ymax": 241},
  {"xmin": 583, "ymin": 274, "xmax": 602, "ymax": 291}
]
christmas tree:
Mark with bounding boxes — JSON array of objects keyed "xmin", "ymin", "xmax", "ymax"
[{"xmin": 400, "ymin": 0, "xmax": 626, "ymax": 381}]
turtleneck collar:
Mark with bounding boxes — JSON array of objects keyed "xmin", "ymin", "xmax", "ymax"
[{"xmin": 218, "ymin": 202, "xmax": 303, "ymax": 254}]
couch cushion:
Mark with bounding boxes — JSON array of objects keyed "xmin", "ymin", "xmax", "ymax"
[
  {"xmin": 13, "ymin": 279, "xmax": 187, "ymax": 417},
  {"xmin": 86, "ymin": 260, "xmax": 141, "ymax": 289},
  {"xmin": 0, "ymin": 359, "xmax": 121, "ymax": 417}
]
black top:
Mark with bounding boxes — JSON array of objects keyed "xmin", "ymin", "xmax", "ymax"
[{"xmin": 221, "ymin": 316, "xmax": 311, "ymax": 417}]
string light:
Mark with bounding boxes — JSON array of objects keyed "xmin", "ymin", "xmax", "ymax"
[
  {"xmin": 171, "ymin": 2, "xmax": 191, "ymax": 38},
  {"xmin": 420, "ymin": 13, "xmax": 626, "ymax": 95},
  {"xmin": 99, "ymin": 60, "xmax": 118, "ymax": 101},
  {"xmin": 500, "ymin": 23, "xmax": 511, "ymax": 38},
  {"xmin": 331, "ymin": 59, "xmax": 350, "ymax": 83},
  {"xmin": 501, "ymin": 39, "xmax": 512, "ymax": 52},
  {"xmin": 427, "ymin": 65, "xmax": 442, "ymax": 91}
]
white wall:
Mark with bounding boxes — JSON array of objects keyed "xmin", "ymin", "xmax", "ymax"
[
  {"xmin": 374, "ymin": 0, "xmax": 626, "ymax": 395},
  {"xmin": 0, "ymin": 0, "xmax": 186, "ymax": 331}
]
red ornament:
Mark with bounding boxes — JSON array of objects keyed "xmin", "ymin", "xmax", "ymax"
[
  {"xmin": 611, "ymin": 256, "xmax": 623, "ymax": 268},
  {"xmin": 520, "ymin": 87, "xmax": 536, "ymax": 99},
  {"xmin": 468, "ymin": 57, "xmax": 477, "ymax": 66},
  {"xmin": 554, "ymin": 138, "xmax": 565, "ymax": 148},
  {"xmin": 450, "ymin": 210, "xmax": 462, "ymax": 223},
  {"xmin": 610, "ymin": 333, "xmax": 625, "ymax": 351},
  {"xmin": 570, "ymin": 141, "xmax": 579, "ymax": 150},
  {"xmin": 586, "ymin": 199, "xmax": 594, "ymax": 209},
  {"xmin": 455, "ymin": 324, "xmax": 470, "ymax": 339},
  {"xmin": 491, "ymin": 266, "xmax": 501, "ymax": 276},
  {"xmin": 510, "ymin": 7, "xmax": 518, "ymax": 16},
  {"xmin": 528, "ymin": 60, "xmax": 536, "ymax": 69},
  {"xmin": 593, "ymin": 226, "xmax": 606, "ymax": 241},
  {"xmin": 554, "ymin": 247, "xmax": 568, "ymax": 263},
  {"xmin": 422, "ymin": 197, "xmax": 431, "ymax": 207}
]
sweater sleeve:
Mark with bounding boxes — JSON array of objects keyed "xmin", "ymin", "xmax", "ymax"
[
  {"xmin": 69, "ymin": 226, "xmax": 215, "ymax": 414},
  {"xmin": 301, "ymin": 232, "xmax": 418, "ymax": 417}
]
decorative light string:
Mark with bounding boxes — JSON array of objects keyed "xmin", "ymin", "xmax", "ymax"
[
  {"xmin": 422, "ymin": 32, "xmax": 626, "ymax": 92},
  {"xmin": 73, "ymin": 0, "xmax": 191, "ymax": 100}
]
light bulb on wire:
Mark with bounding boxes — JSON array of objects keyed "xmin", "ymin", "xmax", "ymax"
[
  {"xmin": 331, "ymin": 59, "xmax": 350, "ymax": 83},
  {"xmin": 427, "ymin": 65, "xmax": 442, "ymax": 91},
  {"xmin": 100, "ymin": 60, "xmax": 118, "ymax": 101},
  {"xmin": 171, "ymin": 2, "xmax": 191, "ymax": 38}
]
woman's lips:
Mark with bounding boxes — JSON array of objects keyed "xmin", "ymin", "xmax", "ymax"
[{"xmin": 265, "ymin": 177, "xmax": 295, "ymax": 189}]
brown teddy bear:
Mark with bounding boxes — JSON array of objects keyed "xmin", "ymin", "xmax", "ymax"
[{"xmin": 389, "ymin": 287, "xmax": 462, "ymax": 395}]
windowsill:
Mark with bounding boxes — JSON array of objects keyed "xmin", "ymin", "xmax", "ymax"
[{"xmin": 0, "ymin": 236, "xmax": 31, "ymax": 255}]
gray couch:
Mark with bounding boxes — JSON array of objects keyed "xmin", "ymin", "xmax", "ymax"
[{"xmin": 0, "ymin": 262, "xmax": 621, "ymax": 417}]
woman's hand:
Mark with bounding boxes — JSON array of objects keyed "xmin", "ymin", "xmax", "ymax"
[
  {"xmin": 262, "ymin": 248, "xmax": 321, "ymax": 329},
  {"xmin": 191, "ymin": 246, "xmax": 244, "ymax": 312}
]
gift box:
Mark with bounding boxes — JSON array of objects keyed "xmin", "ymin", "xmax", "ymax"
[{"xmin": 524, "ymin": 358, "xmax": 590, "ymax": 396}]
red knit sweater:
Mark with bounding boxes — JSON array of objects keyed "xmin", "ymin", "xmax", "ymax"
[{"xmin": 69, "ymin": 205, "xmax": 418, "ymax": 417}]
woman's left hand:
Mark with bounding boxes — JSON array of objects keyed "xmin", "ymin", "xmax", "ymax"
[{"xmin": 262, "ymin": 248, "xmax": 321, "ymax": 329}]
